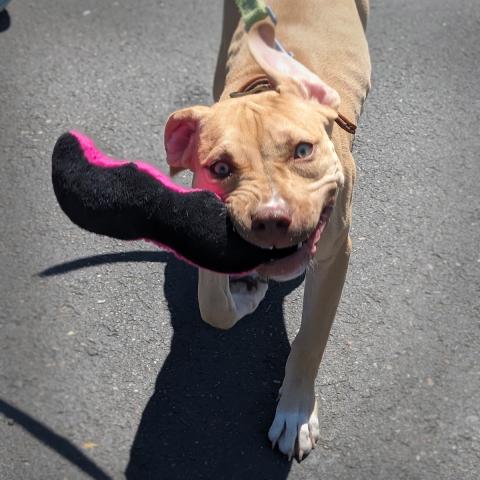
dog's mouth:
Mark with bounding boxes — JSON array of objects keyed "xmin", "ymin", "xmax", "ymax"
[
  {"xmin": 294, "ymin": 203, "xmax": 334, "ymax": 255},
  {"xmin": 254, "ymin": 202, "xmax": 335, "ymax": 281}
]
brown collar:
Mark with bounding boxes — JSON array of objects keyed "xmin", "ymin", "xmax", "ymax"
[{"xmin": 230, "ymin": 77, "xmax": 357, "ymax": 135}]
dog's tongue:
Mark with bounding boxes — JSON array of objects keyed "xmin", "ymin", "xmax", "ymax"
[
  {"xmin": 256, "ymin": 245, "xmax": 308, "ymax": 279},
  {"xmin": 256, "ymin": 222, "xmax": 326, "ymax": 279},
  {"xmin": 307, "ymin": 221, "xmax": 327, "ymax": 256}
]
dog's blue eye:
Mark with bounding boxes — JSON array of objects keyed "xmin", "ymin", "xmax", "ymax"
[
  {"xmin": 294, "ymin": 142, "xmax": 314, "ymax": 159},
  {"xmin": 210, "ymin": 161, "xmax": 232, "ymax": 179}
]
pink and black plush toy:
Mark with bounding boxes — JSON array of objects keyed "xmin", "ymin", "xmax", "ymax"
[{"xmin": 52, "ymin": 131, "xmax": 296, "ymax": 274}]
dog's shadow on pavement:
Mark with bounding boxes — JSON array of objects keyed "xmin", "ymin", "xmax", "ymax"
[{"xmin": 126, "ymin": 256, "xmax": 299, "ymax": 479}]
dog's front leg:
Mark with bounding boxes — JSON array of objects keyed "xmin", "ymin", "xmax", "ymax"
[
  {"xmin": 269, "ymin": 236, "xmax": 351, "ymax": 460},
  {"xmin": 198, "ymin": 268, "xmax": 268, "ymax": 330}
]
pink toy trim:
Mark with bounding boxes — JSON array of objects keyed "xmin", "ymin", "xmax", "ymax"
[
  {"xmin": 146, "ymin": 238, "xmax": 255, "ymax": 275},
  {"xmin": 69, "ymin": 131, "xmax": 251, "ymax": 274},
  {"xmin": 70, "ymin": 130, "xmax": 204, "ymax": 196}
]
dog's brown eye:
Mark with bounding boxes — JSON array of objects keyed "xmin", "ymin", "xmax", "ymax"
[
  {"xmin": 294, "ymin": 142, "xmax": 314, "ymax": 159},
  {"xmin": 210, "ymin": 161, "xmax": 232, "ymax": 179}
]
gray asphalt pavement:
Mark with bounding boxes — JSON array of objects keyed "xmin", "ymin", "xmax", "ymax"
[{"xmin": 1, "ymin": 1, "xmax": 479, "ymax": 479}]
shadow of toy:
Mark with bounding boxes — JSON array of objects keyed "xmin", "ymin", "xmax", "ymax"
[{"xmin": 40, "ymin": 249, "xmax": 301, "ymax": 478}]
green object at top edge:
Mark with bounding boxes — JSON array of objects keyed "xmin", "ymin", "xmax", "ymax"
[{"xmin": 235, "ymin": 0, "xmax": 269, "ymax": 30}]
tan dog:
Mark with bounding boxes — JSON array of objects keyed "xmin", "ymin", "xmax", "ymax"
[{"xmin": 164, "ymin": 0, "xmax": 370, "ymax": 460}]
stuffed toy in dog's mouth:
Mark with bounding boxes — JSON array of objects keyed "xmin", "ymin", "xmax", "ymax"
[{"xmin": 51, "ymin": 131, "xmax": 297, "ymax": 274}]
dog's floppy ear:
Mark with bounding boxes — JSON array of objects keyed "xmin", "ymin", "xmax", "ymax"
[
  {"xmin": 247, "ymin": 21, "xmax": 340, "ymax": 109},
  {"xmin": 164, "ymin": 106, "xmax": 211, "ymax": 172}
]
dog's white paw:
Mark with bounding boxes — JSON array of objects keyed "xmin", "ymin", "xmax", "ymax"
[
  {"xmin": 229, "ymin": 274, "xmax": 268, "ymax": 318},
  {"xmin": 268, "ymin": 390, "xmax": 319, "ymax": 461}
]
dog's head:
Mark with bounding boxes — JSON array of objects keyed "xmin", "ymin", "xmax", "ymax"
[{"xmin": 164, "ymin": 21, "xmax": 344, "ymax": 280}]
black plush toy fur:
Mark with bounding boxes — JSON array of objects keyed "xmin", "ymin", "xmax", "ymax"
[{"xmin": 52, "ymin": 132, "xmax": 296, "ymax": 273}]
